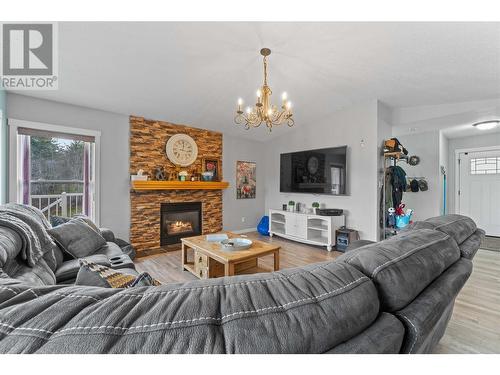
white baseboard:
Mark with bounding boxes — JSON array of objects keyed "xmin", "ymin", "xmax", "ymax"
[{"xmin": 230, "ymin": 227, "xmax": 257, "ymax": 234}]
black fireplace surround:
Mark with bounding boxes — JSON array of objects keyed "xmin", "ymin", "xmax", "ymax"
[{"xmin": 160, "ymin": 202, "xmax": 202, "ymax": 246}]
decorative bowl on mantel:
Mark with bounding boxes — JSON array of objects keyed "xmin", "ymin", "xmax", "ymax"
[{"xmin": 202, "ymin": 172, "xmax": 214, "ymax": 181}]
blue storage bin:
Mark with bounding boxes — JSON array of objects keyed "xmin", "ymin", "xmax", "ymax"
[{"xmin": 395, "ymin": 215, "xmax": 411, "ymax": 229}]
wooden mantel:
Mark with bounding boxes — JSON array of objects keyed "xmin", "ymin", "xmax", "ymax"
[{"xmin": 131, "ymin": 180, "xmax": 229, "ymax": 191}]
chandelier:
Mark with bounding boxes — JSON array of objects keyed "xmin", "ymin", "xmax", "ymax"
[{"xmin": 234, "ymin": 48, "xmax": 294, "ymax": 132}]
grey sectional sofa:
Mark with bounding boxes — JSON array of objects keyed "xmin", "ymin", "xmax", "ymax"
[
  {"xmin": 0, "ymin": 204, "xmax": 137, "ymax": 285},
  {"xmin": 0, "ymin": 211, "xmax": 483, "ymax": 354}
]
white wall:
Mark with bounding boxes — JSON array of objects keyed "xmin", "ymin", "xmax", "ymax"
[
  {"xmin": 0, "ymin": 89, "xmax": 6, "ymax": 204},
  {"xmin": 222, "ymin": 135, "xmax": 266, "ymax": 232},
  {"xmin": 6, "ymin": 93, "xmax": 131, "ymax": 240},
  {"xmin": 447, "ymin": 132, "xmax": 500, "ymax": 214},
  {"xmin": 396, "ymin": 130, "xmax": 441, "ymax": 222},
  {"xmin": 264, "ymin": 100, "xmax": 380, "ymax": 241}
]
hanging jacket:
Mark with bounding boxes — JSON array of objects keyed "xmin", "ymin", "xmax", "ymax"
[
  {"xmin": 385, "ymin": 170, "xmax": 393, "ymax": 211},
  {"xmin": 389, "ymin": 166, "xmax": 407, "ymax": 208}
]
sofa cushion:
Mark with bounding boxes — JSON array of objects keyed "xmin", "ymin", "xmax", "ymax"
[
  {"xmin": 55, "ymin": 254, "xmax": 111, "ymax": 282},
  {"xmin": 72, "ymin": 215, "xmax": 101, "ymax": 234},
  {"xmin": 75, "ymin": 260, "xmax": 160, "ymax": 288},
  {"xmin": 48, "ymin": 218, "xmax": 107, "ymax": 259},
  {"xmin": 5, "ymin": 258, "xmax": 56, "ymax": 286},
  {"xmin": 337, "ymin": 228, "xmax": 461, "ymax": 312},
  {"xmin": 0, "ymin": 261, "xmax": 380, "ymax": 353},
  {"xmin": 51, "ymin": 215, "xmax": 101, "ymax": 233},
  {"xmin": 411, "ymin": 214, "xmax": 477, "ymax": 246},
  {"xmin": 395, "ymin": 258, "xmax": 472, "ymax": 353}
]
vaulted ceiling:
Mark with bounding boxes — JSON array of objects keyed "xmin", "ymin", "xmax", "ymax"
[{"xmin": 10, "ymin": 22, "xmax": 500, "ymax": 140}]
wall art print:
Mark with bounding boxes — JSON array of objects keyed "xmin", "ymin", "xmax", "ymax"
[{"xmin": 236, "ymin": 161, "xmax": 256, "ymax": 199}]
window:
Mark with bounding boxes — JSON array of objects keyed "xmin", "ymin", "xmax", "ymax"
[
  {"xmin": 9, "ymin": 119, "xmax": 100, "ymax": 224},
  {"xmin": 470, "ymin": 157, "xmax": 500, "ymax": 175}
]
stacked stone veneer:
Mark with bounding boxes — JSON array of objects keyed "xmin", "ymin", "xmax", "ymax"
[{"xmin": 129, "ymin": 116, "xmax": 223, "ymax": 254}]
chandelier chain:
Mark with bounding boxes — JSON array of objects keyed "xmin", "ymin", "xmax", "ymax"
[{"xmin": 263, "ymin": 55, "xmax": 268, "ymax": 86}]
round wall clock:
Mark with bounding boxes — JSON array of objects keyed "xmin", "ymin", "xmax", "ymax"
[
  {"xmin": 165, "ymin": 134, "xmax": 198, "ymax": 166},
  {"xmin": 307, "ymin": 156, "xmax": 319, "ymax": 175}
]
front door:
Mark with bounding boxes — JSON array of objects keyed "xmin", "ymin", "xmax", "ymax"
[{"xmin": 458, "ymin": 150, "xmax": 500, "ymax": 236}]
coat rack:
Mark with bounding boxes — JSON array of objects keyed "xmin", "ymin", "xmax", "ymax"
[{"xmin": 381, "ymin": 150, "xmax": 412, "ymax": 240}]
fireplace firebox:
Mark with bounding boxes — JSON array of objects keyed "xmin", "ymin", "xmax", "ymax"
[{"xmin": 160, "ymin": 202, "xmax": 202, "ymax": 246}]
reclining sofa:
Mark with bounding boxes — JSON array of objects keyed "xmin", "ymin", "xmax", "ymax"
[{"xmin": 0, "ymin": 206, "xmax": 484, "ymax": 354}]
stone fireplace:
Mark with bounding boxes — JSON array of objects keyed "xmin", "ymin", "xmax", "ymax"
[
  {"xmin": 160, "ymin": 202, "xmax": 202, "ymax": 246},
  {"xmin": 129, "ymin": 116, "xmax": 223, "ymax": 255}
]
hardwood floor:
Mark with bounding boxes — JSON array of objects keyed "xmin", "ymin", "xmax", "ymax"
[
  {"xmin": 434, "ymin": 248, "xmax": 500, "ymax": 353},
  {"xmin": 135, "ymin": 232, "xmax": 500, "ymax": 354}
]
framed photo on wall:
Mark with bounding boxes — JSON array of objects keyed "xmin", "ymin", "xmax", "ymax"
[
  {"xmin": 236, "ymin": 161, "xmax": 256, "ymax": 199},
  {"xmin": 202, "ymin": 158, "xmax": 220, "ymax": 181}
]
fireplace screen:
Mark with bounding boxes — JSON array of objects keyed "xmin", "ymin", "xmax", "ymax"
[{"xmin": 160, "ymin": 202, "xmax": 202, "ymax": 246}]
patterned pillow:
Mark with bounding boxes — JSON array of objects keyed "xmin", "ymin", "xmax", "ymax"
[{"xmin": 75, "ymin": 259, "xmax": 161, "ymax": 288}]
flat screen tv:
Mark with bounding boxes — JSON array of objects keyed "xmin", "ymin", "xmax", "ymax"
[{"xmin": 280, "ymin": 146, "xmax": 348, "ymax": 195}]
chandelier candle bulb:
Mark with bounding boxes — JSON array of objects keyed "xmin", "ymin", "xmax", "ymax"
[{"xmin": 234, "ymin": 48, "xmax": 295, "ymax": 132}]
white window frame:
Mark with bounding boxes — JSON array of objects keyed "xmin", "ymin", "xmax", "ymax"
[{"xmin": 8, "ymin": 118, "xmax": 101, "ymax": 225}]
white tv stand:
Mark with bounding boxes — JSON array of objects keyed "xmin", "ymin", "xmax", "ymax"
[{"xmin": 269, "ymin": 209, "xmax": 345, "ymax": 251}]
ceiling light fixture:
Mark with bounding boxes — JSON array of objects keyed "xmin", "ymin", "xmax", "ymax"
[
  {"xmin": 235, "ymin": 48, "xmax": 294, "ymax": 132},
  {"xmin": 472, "ymin": 120, "xmax": 499, "ymax": 131}
]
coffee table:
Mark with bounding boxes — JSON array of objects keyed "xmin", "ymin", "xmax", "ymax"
[{"xmin": 181, "ymin": 232, "xmax": 280, "ymax": 279}]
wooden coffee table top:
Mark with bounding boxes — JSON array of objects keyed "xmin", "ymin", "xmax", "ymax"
[{"xmin": 181, "ymin": 231, "xmax": 279, "ymax": 264}]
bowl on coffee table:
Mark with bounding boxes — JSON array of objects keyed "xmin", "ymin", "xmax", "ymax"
[{"xmin": 220, "ymin": 238, "xmax": 253, "ymax": 251}]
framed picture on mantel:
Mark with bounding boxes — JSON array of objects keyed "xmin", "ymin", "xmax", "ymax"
[
  {"xmin": 236, "ymin": 161, "xmax": 256, "ymax": 199},
  {"xmin": 202, "ymin": 158, "xmax": 220, "ymax": 181}
]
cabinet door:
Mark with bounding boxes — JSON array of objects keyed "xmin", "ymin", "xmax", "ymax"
[
  {"xmin": 285, "ymin": 215, "xmax": 297, "ymax": 235},
  {"xmin": 295, "ymin": 215, "xmax": 308, "ymax": 238}
]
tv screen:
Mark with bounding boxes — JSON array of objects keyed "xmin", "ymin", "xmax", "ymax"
[{"xmin": 280, "ymin": 146, "xmax": 347, "ymax": 195}]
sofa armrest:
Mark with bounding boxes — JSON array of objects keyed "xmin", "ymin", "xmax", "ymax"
[{"xmin": 99, "ymin": 228, "xmax": 115, "ymax": 242}]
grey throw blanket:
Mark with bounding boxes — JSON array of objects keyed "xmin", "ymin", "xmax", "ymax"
[{"xmin": 0, "ymin": 204, "xmax": 57, "ymax": 267}]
